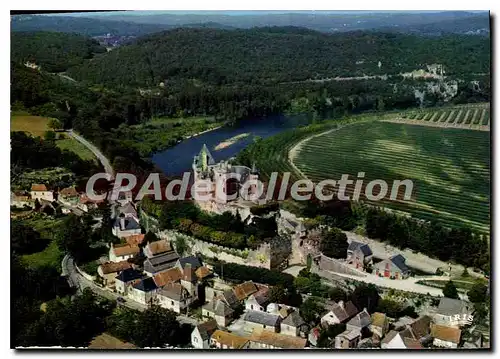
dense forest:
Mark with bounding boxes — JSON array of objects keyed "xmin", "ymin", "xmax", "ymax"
[
  {"xmin": 10, "ymin": 27, "xmax": 491, "ymax": 173},
  {"xmin": 11, "ymin": 31, "xmax": 106, "ymax": 72},
  {"xmin": 66, "ymin": 28, "xmax": 491, "ymax": 87},
  {"xmin": 11, "ymin": 15, "xmax": 172, "ymax": 37}
]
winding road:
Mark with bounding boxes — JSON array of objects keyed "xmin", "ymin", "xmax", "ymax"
[{"xmin": 66, "ymin": 130, "xmax": 114, "ymax": 179}]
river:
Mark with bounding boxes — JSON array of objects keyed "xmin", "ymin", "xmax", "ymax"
[{"xmin": 152, "ymin": 115, "xmax": 310, "ymax": 175}]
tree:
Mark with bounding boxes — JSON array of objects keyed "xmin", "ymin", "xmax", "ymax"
[
  {"xmin": 55, "ymin": 214, "xmax": 92, "ymax": 262},
  {"xmin": 44, "ymin": 130, "xmax": 56, "ymax": 141},
  {"xmin": 144, "ymin": 231, "xmax": 159, "ymax": 244},
  {"xmin": 47, "ymin": 118, "xmax": 62, "ymax": 130},
  {"xmin": 269, "ymin": 285, "xmax": 286, "ymax": 304},
  {"xmin": 174, "ymin": 236, "xmax": 189, "ymax": 256},
  {"xmin": 300, "ymin": 297, "xmax": 324, "ymax": 324},
  {"xmin": 443, "ymin": 281, "xmax": 459, "ymax": 299},
  {"xmin": 328, "ymin": 287, "xmax": 348, "ymax": 302},
  {"xmin": 320, "ymin": 227, "xmax": 348, "ymax": 259},
  {"xmin": 11, "ymin": 221, "xmax": 48, "ymax": 254},
  {"xmin": 16, "ymin": 289, "xmax": 113, "ymax": 347},
  {"xmin": 467, "ymin": 282, "xmax": 488, "ymax": 303},
  {"xmin": 317, "ymin": 323, "xmax": 346, "ymax": 348},
  {"xmin": 350, "ymin": 284, "xmax": 380, "ymax": 313}
]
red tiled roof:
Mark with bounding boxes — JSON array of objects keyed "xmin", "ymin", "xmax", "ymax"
[
  {"xmin": 99, "ymin": 261, "xmax": 132, "ymax": 274},
  {"xmin": 60, "ymin": 187, "xmax": 79, "ymax": 197},
  {"xmin": 112, "ymin": 244, "xmax": 140, "ymax": 257},
  {"xmin": 31, "ymin": 184, "xmax": 48, "ymax": 192},
  {"xmin": 153, "ymin": 267, "xmax": 183, "ymax": 287},
  {"xmin": 125, "ymin": 234, "xmax": 146, "ymax": 246}
]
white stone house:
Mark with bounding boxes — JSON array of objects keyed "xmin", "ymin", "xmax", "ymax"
[
  {"xmin": 115, "ymin": 268, "xmax": 144, "ymax": 295},
  {"xmin": 157, "ymin": 282, "xmax": 193, "ymax": 313},
  {"xmin": 97, "ymin": 261, "xmax": 132, "ymax": 288},
  {"xmin": 59, "ymin": 187, "xmax": 80, "ymax": 206},
  {"xmin": 191, "ymin": 319, "xmax": 218, "ymax": 349},
  {"xmin": 280, "ymin": 310, "xmax": 307, "ymax": 337},
  {"xmin": 335, "ymin": 329, "xmax": 361, "ymax": 349},
  {"xmin": 320, "ymin": 300, "xmax": 359, "ymax": 326},
  {"xmin": 245, "ymin": 289, "xmax": 270, "ymax": 312},
  {"xmin": 243, "ymin": 310, "xmax": 281, "ymax": 333},
  {"xmin": 127, "ymin": 277, "xmax": 158, "ymax": 306},
  {"xmin": 112, "ymin": 214, "xmax": 142, "ymax": 238},
  {"xmin": 30, "ymin": 184, "xmax": 54, "ymax": 202},
  {"xmin": 109, "ymin": 243, "xmax": 140, "ymax": 263},
  {"xmin": 202, "ymin": 299, "xmax": 234, "ymax": 327}
]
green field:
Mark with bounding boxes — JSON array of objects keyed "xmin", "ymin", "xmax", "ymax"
[
  {"xmin": 20, "ymin": 216, "xmax": 65, "ymax": 270},
  {"xmin": 293, "ymin": 121, "xmax": 490, "ymax": 233},
  {"xmin": 56, "ymin": 138, "xmax": 96, "ymax": 161},
  {"xmin": 10, "ymin": 112, "xmax": 51, "ymax": 137}
]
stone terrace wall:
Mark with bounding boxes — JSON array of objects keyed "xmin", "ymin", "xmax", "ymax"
[{"xmin": 158, "ymin": 229, "xmax": 277, "ymax": 269}]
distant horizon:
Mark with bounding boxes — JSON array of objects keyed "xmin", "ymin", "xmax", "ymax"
[{"xmin": 37, "ymin": 10, "xmax": 488, "ymax": 17}]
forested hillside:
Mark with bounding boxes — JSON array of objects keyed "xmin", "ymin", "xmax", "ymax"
[
  {"xmin": 66, "ymin": 27, "xmax": 490, "ymax": 87},
  {"xmin": 11, "ymin": 32, "xmax": 106, "ymax": 72},
  {"xmin": 11, "ymin": 15, "xmax": 172, "ymax": 37}
]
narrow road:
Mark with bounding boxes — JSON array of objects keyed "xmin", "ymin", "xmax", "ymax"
[{"xmin": 66, "ymin": 130, "xmax": 114, "ymax": 179}]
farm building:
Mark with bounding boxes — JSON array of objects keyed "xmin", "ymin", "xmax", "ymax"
[{"xmin": 374, "ymin": 254, "xmax": 410, "ymax": 279}]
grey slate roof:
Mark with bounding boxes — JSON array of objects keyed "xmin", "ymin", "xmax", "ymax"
[
  {"xmin": 221, "ymin": 289, "xmax": 239, "ymax": 307},
  {"xmin": 203, "ymin": 299, "xmax": 234, "ymax": 317},
  {"xmin": 143, "ymin": 251, "xmax": 180, "ymax": 274},
  {"xmin": 196, "ymin": 319, "xmax": 218, "ymax": 340},
  {"xmin": 347, "ymin": 309, "xmax": 371, "ymax": 329},
  {"xmin": 114, "ymin": 216, "xmax": 141, "ymax": 230},
  {"xmin": 437, "ymin": 298, "xmax": 471, "ymax": 316},
  {"xmin": 118, "ymin": 202, "xmax": 137, "ymax": 217},
  {"xmin": 133, "ymin": 277, "xmax": 157, "ymax": 292},
  {"xmin": 244, "ymin": 310, "xmax": 280, "ymax": 327},
  {"xmin": 115, "ymin": 268, "xmax": 144, "ymax": 283},
  {"xmin": 158, "ymin": 282, "xmax": 188, "ymax": 301},
  {"xmin": 177, "ymin": 256, "xmax": 202, "ymax": 271},
  {"xmin": 282, "ymin": 311, "xmax": 306, "ymax": 327},
  {"xmin": 348, "ymin": 241, "xmax": 373, "ymax": 256},
  {"xmin": 390, "ymin": 254, "xmax": 409, "ymax": 272},
  {"xmin": 327, "ymin": 301, "xmax": 359, "ymax": 322}
]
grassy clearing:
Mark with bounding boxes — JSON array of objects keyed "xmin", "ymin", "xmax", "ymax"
[
  {"xmin": 56, "ymin": 138, "xmax": 96, "ymax": 161},
  {"xmin": 21, "ymin": 240, "xmax": 62, "ymax": 270},
  {"xmin": 10, "ymin": 112, "xmax": 52, "ymax": 137},
  {"xmin": 294, "ymin": 121, "xmax": 490, "ymax": 233},
  {"xmin": 112, "ymin": 116, "xmax": 222, "ymax": 156},
  {"xmin": 20, "ymin": 216, "xmax": 65, "ymax": 270}
]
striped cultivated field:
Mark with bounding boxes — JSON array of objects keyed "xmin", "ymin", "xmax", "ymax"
[
  {"xmin": 292, "ymin": 120, "xmax": 490, "ymax": 233},
  {"xmin": 399, "ymin": 103, "xmax": 490, "ymax": 130}
]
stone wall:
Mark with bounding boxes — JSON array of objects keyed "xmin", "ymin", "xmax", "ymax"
[
  {"xmin": 75, "ymin": 263, "xmax": 97, "ymax": 281},
  {"xmin": 157, "ymin": 229, "xmax": 291, "ymax": 270},
  {"xmin": 314, "ymin": 254, "xmax": 367, "ymax": 277}
]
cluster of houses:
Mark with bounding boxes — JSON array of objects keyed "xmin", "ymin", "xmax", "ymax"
[
  {"xmin": 187, "ymin": 284, "xmax": 480, "ymax": 350},
  {"xmin": 11, "ymin": 184, "xmax": 105, "ymax": 214},
  {"xmin": 346, "ymin": 241, "xmax": 411, "ymax": 279}
]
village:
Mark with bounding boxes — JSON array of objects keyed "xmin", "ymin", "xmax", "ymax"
[{"xmin": 10, "ymin": 143, "xmax": 489, "ymax": 350}]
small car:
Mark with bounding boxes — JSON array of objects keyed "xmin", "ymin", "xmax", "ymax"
[{"xmin": 116, "ymin": 297, "xmax": 126, "ymax": 303}]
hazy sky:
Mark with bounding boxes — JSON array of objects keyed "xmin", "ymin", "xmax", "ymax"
[{"xmin": 47, "ymin": 10, "xmax": 485, "ymax": 17}]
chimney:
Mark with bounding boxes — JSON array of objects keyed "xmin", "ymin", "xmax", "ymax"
[
  {"xmin": 338, "ymin": 300, "xmax": 344, "ymax": 308},
  {"xmin": 120, "ymin": 217, "xmax": 126, "ymax": 230}
]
